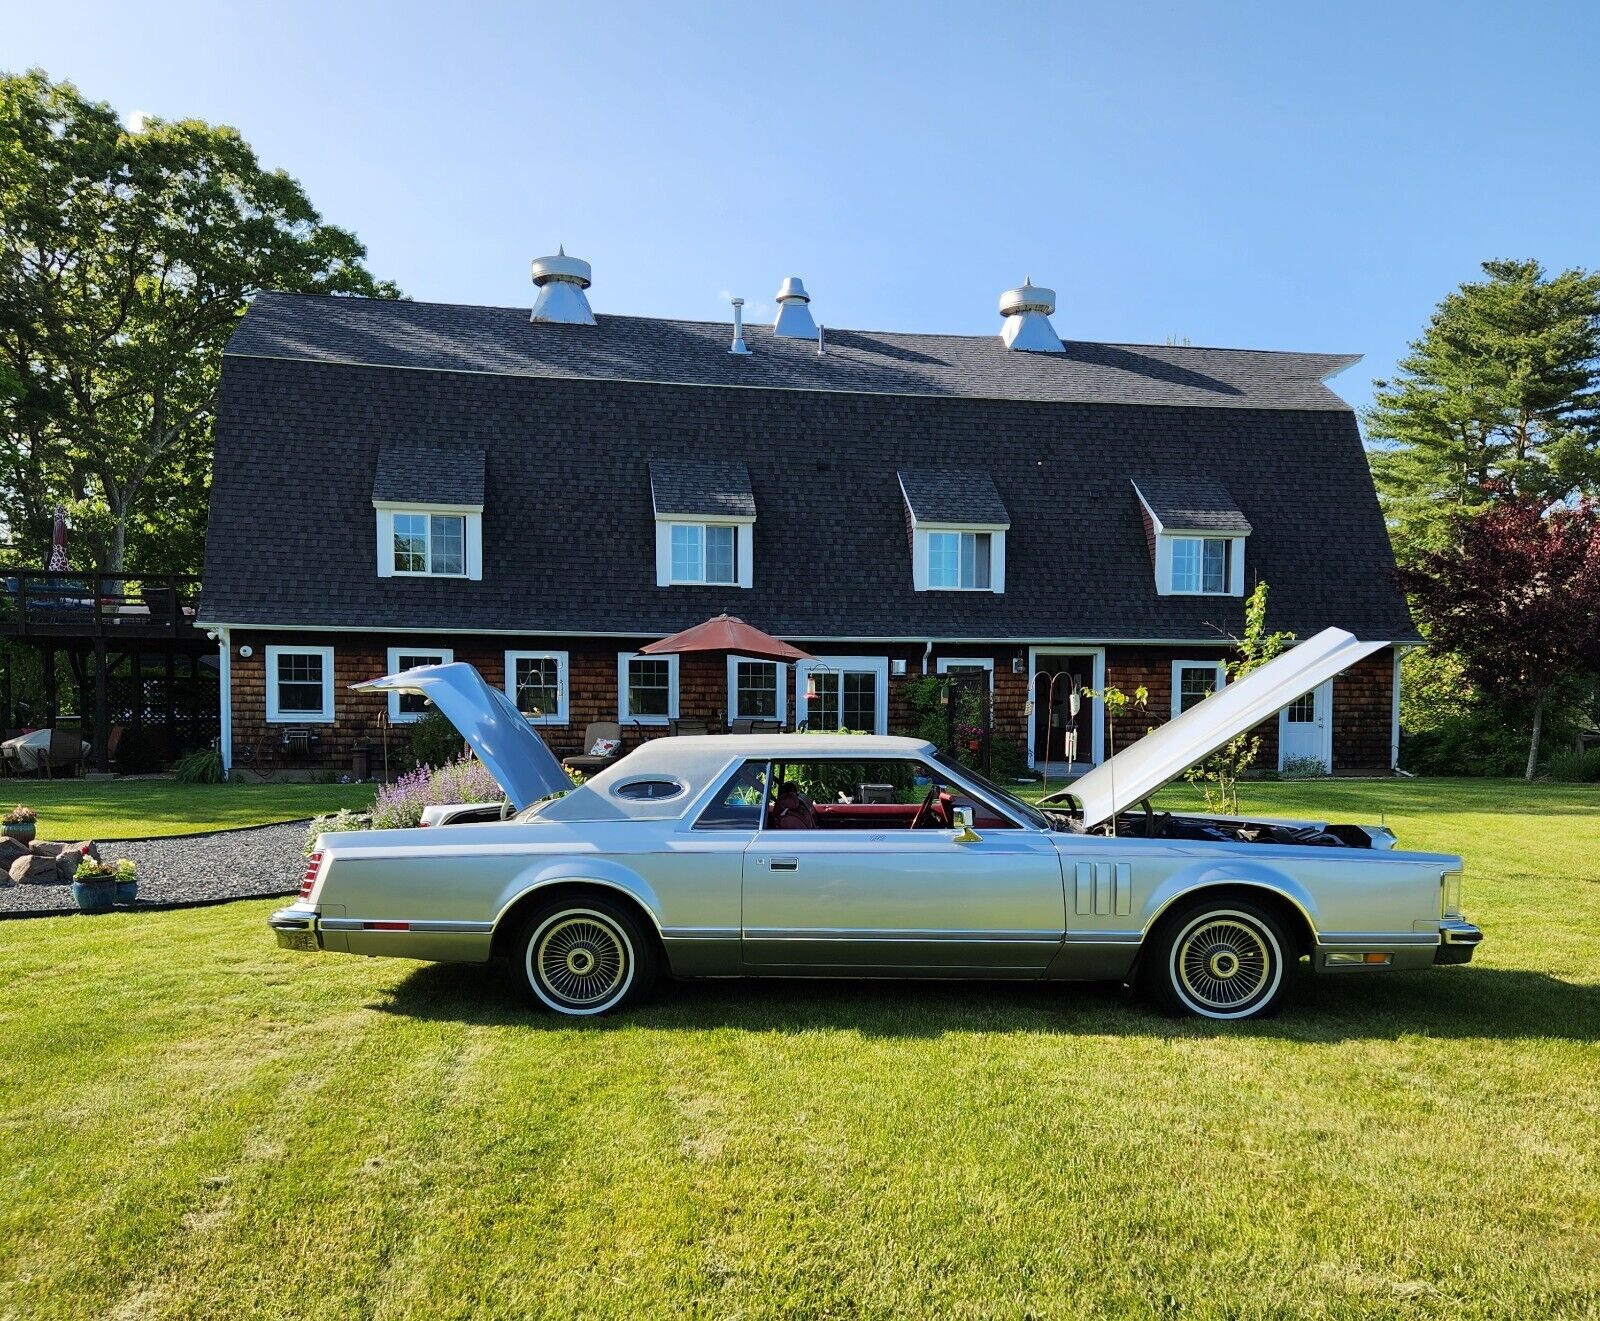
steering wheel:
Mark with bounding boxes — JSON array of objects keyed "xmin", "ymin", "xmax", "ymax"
[{"xmin": 910, "ymin": 784, "xmax": 953, "ymax": 830}]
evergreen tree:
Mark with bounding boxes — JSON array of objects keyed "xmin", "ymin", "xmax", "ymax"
[{"xmin": 1366, "ymin": 259, "xmax": 1600, "ymax": 562}]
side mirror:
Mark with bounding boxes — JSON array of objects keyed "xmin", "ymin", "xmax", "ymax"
[{"xmin": 952, "ymin": 806, "xmax": 982, "ymax": 843}]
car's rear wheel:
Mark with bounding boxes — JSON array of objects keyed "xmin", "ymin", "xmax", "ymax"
[
  {"xmin": 1144, "ymin": 898, "xmax": 1290, "ymax": 1020},
  {"xmin": 512, "ymin": 896, "xmax": 657, "ymax": 1016}
]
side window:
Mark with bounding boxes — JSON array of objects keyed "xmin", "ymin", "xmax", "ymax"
[{"xmin": 695, "ymin": 760, "xmax": 771, "ymax": 830}]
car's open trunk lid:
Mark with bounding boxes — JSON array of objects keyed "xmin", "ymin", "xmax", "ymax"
[
  {"xmin": 1060, "ymin": 628, "xmax": 1388, "ymax": 829},
  {"xmin": 352, "ymin": 662, "xmax": 571, "ymax": 810}
]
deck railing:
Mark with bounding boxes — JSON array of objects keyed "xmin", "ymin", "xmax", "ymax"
[{"xmin": 0, "ymin": 570, "xmax": 204, "ymax": 639}]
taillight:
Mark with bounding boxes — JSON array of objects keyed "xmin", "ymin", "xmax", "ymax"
[{"xmin": 300, "ymin": 850, "xmax": 324, "ymax": 900}]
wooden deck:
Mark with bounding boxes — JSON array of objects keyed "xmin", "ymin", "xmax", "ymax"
[{"xmin": 1, "ymin": 571, "xmax": 203, "ymax": 642}]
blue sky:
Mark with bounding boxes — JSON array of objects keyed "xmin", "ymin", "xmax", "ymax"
[{"xmin": 9, "ymin": 0, "xmax": 1598, "ymax": 415}]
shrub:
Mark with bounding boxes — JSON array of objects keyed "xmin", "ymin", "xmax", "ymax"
[
  {"xmin": 305, "ymin": 807, "xmax": 371, "ymax": 855},
  {"xmin": 1280, "ymin": 756, "xmax": 1328, "ymax": 780},
  {"xmin": 370, "ymin": 754, "xmax": 503, "ymax": 831},
  {"xmin": 407, "ymin": 709, "xmax": 464, "ymax": 771},
  {"xmin": 1543, "ymin": 746, "xmax": 1600, "ymax": 782},
  {"xmin": 1400, "ymin": 708, "xmax": 1533, "ymax": 777},
  {"xmin": 173, "ymin": 747, "xmax": 226, "ymax": 784}
]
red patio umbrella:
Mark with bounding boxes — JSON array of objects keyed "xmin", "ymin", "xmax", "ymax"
[{"xmin": 638, "ymin": 613, "xmax": 814, "ymax": 663}]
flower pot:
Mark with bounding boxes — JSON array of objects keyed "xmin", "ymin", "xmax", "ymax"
[
  {"xmin": 2, "ymin": 822, "xmax": 36, "ymax": 845},
  {"xmin": 114, "ymin": 880, "xmax": 138, "ymax": 905},
  {"xmin": 71, "ymin": 878, "xmax": 116, "ymax": 913}
]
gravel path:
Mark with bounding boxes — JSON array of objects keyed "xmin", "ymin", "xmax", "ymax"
[{"xmin": 0, "ymin": 820, "xmax": 307, "ymax": 917}]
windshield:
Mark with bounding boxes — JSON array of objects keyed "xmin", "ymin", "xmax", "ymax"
[{"xmin": 933, "ymin": 753, "xmax": 1055, "ymax": 831}]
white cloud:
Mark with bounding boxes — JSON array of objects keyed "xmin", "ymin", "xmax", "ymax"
[
  {"xmin": 126, "ymin": 109, "xmax": 152, "ymax": 134},
  {"xmin": 718, "ymin": 290, "xmax": 734, "ymax": 303}
]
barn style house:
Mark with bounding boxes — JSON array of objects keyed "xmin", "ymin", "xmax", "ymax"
[{"xmin": 199, "ymin": 254, "xmax": 1417, "ymax": 779}]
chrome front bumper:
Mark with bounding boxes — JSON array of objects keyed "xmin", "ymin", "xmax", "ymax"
[
  {"xmin": 1434, "ymin": 919, "xmax": 1483, "ymax": 965},
  {"xmin": 269, "ymin": 905, "xmax": 321, "ymax": 952}
]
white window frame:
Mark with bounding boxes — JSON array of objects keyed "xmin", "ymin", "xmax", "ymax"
[
  {"xmin": 265, "ymin": 645, "xmax": 335, "ymax": 724},
  {"xmin": 935, "ymin": 655, "xmax": 996, "ymax": 694},
  {"xmin": 383, "ymin": 646, "xmax": 453, "ymax": 723},
  {"xmin": 1168, "ymin": 535, "xmax": 1232, "ymax": 595},
  {"xmin": 504, "ymin": 649, "xmax": 569, "ymax": 726},
  {"xmin": 373, "ymin": 501, "xmax": 483, "ymax": 581},
  {"xmin": 726, "ymin": 655, "xmax": 788, "ymax": 725},
  {"xmin": 924, "ymin": 530, "xmax": 997, "ymax": 591},
  {"xmin": 617, "ymin": 651, "xmax": 680, "ymax": 726},
  {"xmin": 1170, "ymin": 660, "xmax": 1226, "ymax": 720},
  {"xmin": 793, "ymin": 656, "xmax": 890, "ymax": 734},
  {"xmin": 655, "ymin": 516, "xmax": 754, "ymax": 588},
  {"xmin": 1132, "ymin": 482, "xmax": 1248, "ymax": 598}
]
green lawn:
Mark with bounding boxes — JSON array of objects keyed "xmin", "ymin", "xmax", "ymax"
[
  {"xmin": 2, "ymin": 780, "xmax": 377, "ymax": 840},
  {"xmin": 0, "ymin": 780, "xmax": 1596, "ymax": 1318}
]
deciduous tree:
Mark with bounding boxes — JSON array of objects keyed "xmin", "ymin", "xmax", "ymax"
[
  {"xmin": 0, "ymin": 69, "xmax": 399, "ymax": 571},
  {"xmin": 1393, "ymin": 495, "xmax": 1600, "ymax": 779}
]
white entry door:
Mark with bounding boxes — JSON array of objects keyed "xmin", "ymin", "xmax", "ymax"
[{"xmin": 1278, "ymin": 680, "xmax": 1332, "ymax": 771}]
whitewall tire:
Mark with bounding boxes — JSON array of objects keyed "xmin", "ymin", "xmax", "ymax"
[
  {"xmin": 513, "ymin": 897, "xmax": 657, "ymax": 1016},
  {"xmin": 1146, "ymin": 899, "xmax": 1291, "ymax": 1021}
]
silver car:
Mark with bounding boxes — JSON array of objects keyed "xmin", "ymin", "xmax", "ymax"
[{"xmin": 270, "ymin": 629, "xmax": 1481, "ymax": 1021}]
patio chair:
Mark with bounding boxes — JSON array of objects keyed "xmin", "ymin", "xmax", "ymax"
[
  {"xmin": 561, "ymin": 721, "xmax": 624, "ymax": 776},
  {"xmin": 43, "ymin": 727, "xmax": 87, "ymax": 779},
  {"xmin": 670, "ymin": 718, "xmax": 710, "ymax": 737}
]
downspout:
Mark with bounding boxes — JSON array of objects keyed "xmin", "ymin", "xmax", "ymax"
[
  {"xmin": 921, "ymin": 640, "xmax": 933, "ymax": 675},
  {"xmin": 217, "ymin": 626, "xmax": 233, "ymax": 776},
  {"xmin": 1391, "ymin": 643, "xmax": 1409, "ymax": 773}
]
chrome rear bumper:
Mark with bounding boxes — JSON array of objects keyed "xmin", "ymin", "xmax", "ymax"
[
  {"xmin": 269, "ymin": 905, "xmax": 321, "ymax": 952},
  {"xmin": 1434, "ymin": 919, "xmax": 1483, "ymax": 965}
]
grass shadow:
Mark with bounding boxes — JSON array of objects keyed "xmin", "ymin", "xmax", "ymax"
[{"xmin": 372, "ymin": 959, "xmax": 1599, "ymax": 1045}]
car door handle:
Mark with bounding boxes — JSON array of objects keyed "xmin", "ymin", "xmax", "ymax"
[{"xmin": 770, "ymin": 858, "xmax": 799, "ymax": 871}]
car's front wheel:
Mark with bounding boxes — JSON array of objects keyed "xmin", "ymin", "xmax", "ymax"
[
  {"xmin": 1144, "ymin": 898, "xmax": 1291, "ymax": 1020},
  {"xmin": 512, "ymin": 896, "xmax": 657, "ymax": 1016}
]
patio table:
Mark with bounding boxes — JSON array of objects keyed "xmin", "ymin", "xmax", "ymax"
[{"xmin": 2, "ymin": 729, "xmax": 89, "ymax": 773}]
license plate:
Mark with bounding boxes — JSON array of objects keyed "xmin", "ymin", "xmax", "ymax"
[{"xmin": 276, "ymin": 929, "xmax": 318, "ymax": 952}]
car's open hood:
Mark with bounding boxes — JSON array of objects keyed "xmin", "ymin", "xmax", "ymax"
[
  {"xmin": 1059, "ymin": 629, "xmax": 1388, "ymax": 829},
  {"xmin": 351, "ymin": 662, "xmax": 570, "ymax": 811}
]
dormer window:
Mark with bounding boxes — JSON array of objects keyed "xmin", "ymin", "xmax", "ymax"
[
  {"xmin": 650, "ymin": 459, "xmax": 755, "ymax": 589},
  {"xmin": 670, "ymin": 522, "xmax": 738, "ymax": 585},
  {"xmin": 899, "ymin": 469, "xmax": 1009, "ymax": 594},
  {"xmin": 1171, "ymin": 536, "xmax": 1230, "ymax": 595},
  {"xmin": 1132, "ymin": 477, "xmax": 1250, "ymax": 598},
  {"xmin": 928, "ymin": 530, "xmax": 993, "ymax": 590},
  {"xmin": 372, "ymin": 441, "xmax": 485, "ymax": 581}
]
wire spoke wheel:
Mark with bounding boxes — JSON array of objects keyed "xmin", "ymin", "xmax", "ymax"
[
  {"xmin": 1165, "ymin": 908, "xmax": 1284, "ymax": 1019},
  {"xmin": 530, "ymin": 912, "xmax": 631, "ymax": 1012}
]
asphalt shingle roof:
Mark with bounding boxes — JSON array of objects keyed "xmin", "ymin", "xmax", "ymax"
[
  {"xmin": 649, "ymin": 460, "xmax": 756, "ymax": 518},
  {"xmin": 898, "ymin": 470, "xmax": 1010, "ymax": 526},
  {"xmin": 201, "ymin": 352, "xmax": 1418, "ymax": 644},
  {"xmin": 1132, "ymin": 476, "xmax": 1252, "ymax": 534},
  {"xmin": 372, "ymin": 440, "xmax": 486, "ymax": 506},
  {"xmin": 227, "ymin": 292, "xmax": 1361, "ymax": 412}
]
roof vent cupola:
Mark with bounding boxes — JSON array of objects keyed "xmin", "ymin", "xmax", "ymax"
[
  {"xmin": 998, "ymin": 277, "xmax": 1064, "ymax": 353},
  {"xmin": 529, "ymin": 247, "xmax": 596, "ymax": 325},
  {"xmin": 772, "ymin": 276, "xmax": 818, "ymax": 339}
]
